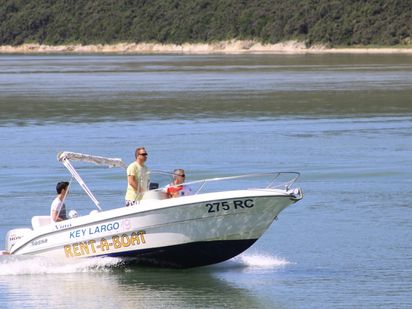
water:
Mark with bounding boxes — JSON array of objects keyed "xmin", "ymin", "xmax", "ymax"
[{"xmin": 0, "ymin": 54, "xmax": 411, "ymax": 308}]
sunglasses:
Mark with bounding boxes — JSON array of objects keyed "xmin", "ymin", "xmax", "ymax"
[
  {"xmin": 139, "ymin": 153, "xmax": 148, "ymax": 156},
  {"xmin": 176, "ymin": 174, "xmax": 185, "ymax": 177}
]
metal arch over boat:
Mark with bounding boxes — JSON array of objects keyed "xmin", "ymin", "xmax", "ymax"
[
  {"xmin": 57, "ymin": 151, "xmax": 127, "ymax": 211},
  {"xmin": 57, "ymin": 151, "xmax": 126, "ymax": 168},
  {"xmin": 3, "ymin": 151, "xmax": 304, "ymax": 268}
]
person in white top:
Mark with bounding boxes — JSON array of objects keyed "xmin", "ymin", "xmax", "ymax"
[
  {"xmin": 165, "ymin": 169, "xmax": 192, "ymax": 198},
  {"xmin": 50, "ymin": 181, "xmax": 69, "ymax": 222}
]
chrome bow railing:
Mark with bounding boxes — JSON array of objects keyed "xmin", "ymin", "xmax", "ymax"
[{"xmin": 148, "ymin": 171, "xmax": 301, "ymax": 195}]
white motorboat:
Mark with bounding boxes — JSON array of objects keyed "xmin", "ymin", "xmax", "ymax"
[{"xmin": 2, "ymin": 151, "xmax": 303, "ymax": 268}]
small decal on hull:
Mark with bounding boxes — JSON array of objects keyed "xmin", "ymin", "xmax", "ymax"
[
  {"xmin": 55, "ymin": 223, "xmax": 72, "ymax": 230},
  {"xmin": 205, "ymin": 199, "xmax": 255, "ymax": 213},
  {"xmin": 64, "ymin": 230, "xmax": 146, "ymax": 257},
  {"xmin": 31, "ymin": 238, "xmax": 48, "ymax": 246},
  {"xmin": 69, "ymin": 222, "xmax": 120, "ymax": 239}
]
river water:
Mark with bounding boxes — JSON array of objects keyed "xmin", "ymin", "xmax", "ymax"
[{"xmin": 0, "ymin": 54, "xmax": 411, "ymax": 308}]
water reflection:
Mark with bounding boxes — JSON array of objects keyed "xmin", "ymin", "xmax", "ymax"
[
  {"xmin": 0, "ymin": 264, "xmax": 273, "ymax": 309},
  {"xmin": 0, "ymin": 54, "xmax": 411, "ymax": 308},
  {"xmin": 1, "ymin": 54, "xmax": 412, "ymax": 125}
]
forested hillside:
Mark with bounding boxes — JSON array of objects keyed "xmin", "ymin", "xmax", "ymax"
[{"xmin": 1, "ymin": 0, "xmax": 411, "ymax": 46}]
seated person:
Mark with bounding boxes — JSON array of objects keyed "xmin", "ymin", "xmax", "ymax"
[
  {"xmin": 50, "ymin": 181, "xmax": 69, "ymax": 222},
  {"xmin": 164, "ymin": 169, "xmax": 192, "ymax": 198}
]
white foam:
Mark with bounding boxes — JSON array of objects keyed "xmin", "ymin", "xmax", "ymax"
[
  {"xmin": 0, "ymin": 252, "xmax": 291, "ymax": 274},
  {"xmin": 0, "ymin": 256, "xmax": 124, "ymax": 275},
  {"xmin": 212, "ymin": 252, "xmax": 292, "ymax": 270},
  {"xmin": 235, "ymin": 253, "xmax": 291, "ymax": 268}
]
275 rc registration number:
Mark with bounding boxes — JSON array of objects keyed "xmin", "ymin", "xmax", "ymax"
[{"xmin": 206, "ymin": 199, "xmax": 254, "ymax": 213}]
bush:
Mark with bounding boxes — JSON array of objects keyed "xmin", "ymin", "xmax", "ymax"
[{"xmin": 0, "ymin": 0, "xmax": 410, "ymax": 46}]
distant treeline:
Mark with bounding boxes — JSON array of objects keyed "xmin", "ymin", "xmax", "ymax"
[{"xmin": 1, "ymin": 0, "xmax": 411, "ymax": 46}]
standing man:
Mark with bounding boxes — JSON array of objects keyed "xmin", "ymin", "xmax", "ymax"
[
  {"xmin": 50, "ymin": 181, "xmax": 69, "ymax": 222},
  {"xmin": 125, "ymin": 147, "xmax": 150, "ymax": 206}
]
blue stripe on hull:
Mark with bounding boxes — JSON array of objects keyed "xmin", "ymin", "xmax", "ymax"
[{"xmin": 107, "ymin": 239, "xmax": 258, "ymax": 268}]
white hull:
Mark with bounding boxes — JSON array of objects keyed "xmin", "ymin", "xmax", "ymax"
[
  {"xmin": 8, "ymin": 189, "xmax": 301, "ymax": 268},
  {"xmin": 3, "ymin": 151, "xmax": 304, "ymax": 268}
]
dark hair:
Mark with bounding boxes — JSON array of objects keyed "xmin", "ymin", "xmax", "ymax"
[
  {"xmin": 56, "ymin": 181, "xmax": 69, "ymax": 194},
  {"xmin": 135, "ymin": 147, "xmax": 146, "ymax": 158}
]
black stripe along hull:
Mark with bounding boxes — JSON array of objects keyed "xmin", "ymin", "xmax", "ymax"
[{"xmin": 106, "ymin": 239, "xmax": 258, "ymax": 268}]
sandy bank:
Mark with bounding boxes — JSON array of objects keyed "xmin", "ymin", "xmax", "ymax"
[{"xmin": 1, "ymin": 40, "xmax": 412, "ymax": 54}]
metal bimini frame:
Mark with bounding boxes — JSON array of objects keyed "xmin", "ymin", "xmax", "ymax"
[
  {"xmin": 58, "ymin": 151, "xmax": 301, "ymax": 210},
  {"xmin": 57, "ymin": 151, "xmax": 126, "ymax": 211}
]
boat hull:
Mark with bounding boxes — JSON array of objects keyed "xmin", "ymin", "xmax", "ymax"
[
  {"xmin": 8, "ymin": 189, "xmax": 301, "ymax": 268},
  {"xmin": 110, "ymin": 239, "xmax": 257, "ymax": 268}
]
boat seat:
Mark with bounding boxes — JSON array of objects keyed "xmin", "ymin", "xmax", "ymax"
[
  {"xmin": 142, "ymin": 190, "xmax": 168, "ymax": 200},
  {"xmin": 32, "ymin": 216, "xmax": 52, "ymax": 229}
]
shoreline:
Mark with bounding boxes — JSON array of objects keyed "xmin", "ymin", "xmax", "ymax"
[{"xmin": 1, "ymin": 40, "xmax": 412, "ymax": 54}]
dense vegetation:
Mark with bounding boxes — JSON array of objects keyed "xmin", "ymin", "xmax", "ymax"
[{"xmin": 1, "ymin": 0, "xmax": 411, "ymax": 47}]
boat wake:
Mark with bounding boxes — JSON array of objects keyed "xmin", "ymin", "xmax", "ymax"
[
  {"xmin": 0, "ymin": 255, "xmax": 124, "ymax": 275},
  {"xmin": 0, "ymin": 252, "xmax": 291, "ymax": 275},
  {"xmin": 236, "ymin": 253, "xmax": 291, "ymax": 268},
  {"xmin": 212, "ymin": 252, "xmax": 292, "ymax": 271}
]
